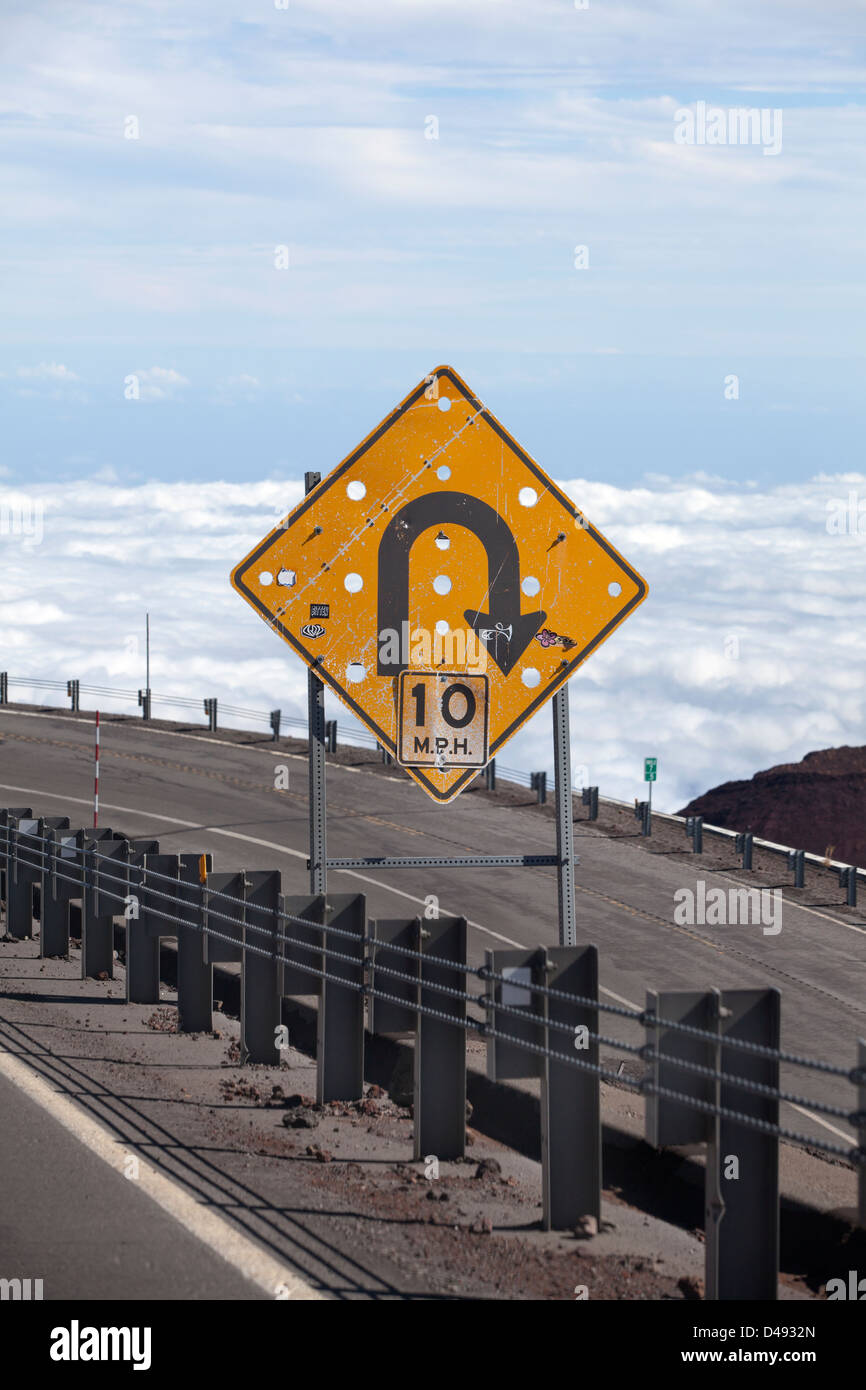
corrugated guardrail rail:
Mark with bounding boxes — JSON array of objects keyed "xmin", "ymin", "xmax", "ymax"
[
  {"xmin": 0, "ymin": 675, "xmax": 542, "ymax": 791},
  {"xmin": 6, "ymin": 674, "xmax": 866, "ymax": 838},
  {"xmin": 1, "ymin": 808, "xmax": 864, "ymax": 1301}
]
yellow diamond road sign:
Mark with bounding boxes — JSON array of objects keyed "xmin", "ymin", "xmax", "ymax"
[{"xmin": 231, "ymin": 366, "xmax": 647, "ymax": 803}]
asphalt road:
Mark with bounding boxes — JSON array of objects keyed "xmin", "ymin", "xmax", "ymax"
[
  {"xmin": 0, "ymin": 1070, "xmax": 263, "ymax": 1300},
  {"xmin": 1, "ymin": 705, "xmax": 863, "ymax": 1157}
]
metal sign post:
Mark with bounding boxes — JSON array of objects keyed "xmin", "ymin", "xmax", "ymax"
[
  {"xmin": 644, "ymin": 756, "xmax": 656, "ymax": 836},
  {"xmin": 553, "ymin": 689, "xmax": 576, "ymax": 947},
  {"xmin": 305, "ymin": 470, "xmax": 328, "ymax": 898}
]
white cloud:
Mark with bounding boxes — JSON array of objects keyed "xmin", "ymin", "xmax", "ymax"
[
  {"xmin": 130, "ymin": 367, "xmax": 190, "ymax": 401},
  {"xmin": 16, "ymin": 362, "xmax": 79, "ymax": 381},
  {"xmin": 1, "ymin": 471, "xmax": 865, "ymax": 815},
  {"xmin": 8, "ymin": 362, "xmax": 85, "ymax": 400},
  {"xmin": 214, "ymin": 373, "xmax": 262, "ymax": 404}
]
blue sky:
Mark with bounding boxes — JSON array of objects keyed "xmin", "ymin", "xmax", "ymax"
[{"xmin": 1, "ymin": 0, "xmax": 864, "ymax": 491}]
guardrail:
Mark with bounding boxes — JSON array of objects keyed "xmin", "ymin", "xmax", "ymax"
[
  {"xmin": 0, "ymin": 675, "xmax": 549, "ymax": 797},
  {"xmin": 1, "ymin": 675, "xmax": 863, "ymax": 872},
  {"xmin": 0, "ymin": 673, "xmax": 379, "ymax": 745},
  {"xmin": 601, "ymin": 790, "xmax": 865, "ymax": 898},
  {"xmin": 1, "ymin": 806, "xmax": 864, "ymax": 1300}
]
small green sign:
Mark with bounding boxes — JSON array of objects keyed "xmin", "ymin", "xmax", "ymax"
[{"xmin": 644, "ymin": 757, "xmax": 657, "ymax": 783}]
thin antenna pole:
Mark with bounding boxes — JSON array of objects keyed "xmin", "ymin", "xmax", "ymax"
[{"xmin": 146, "ymin": 612, "xmax": 150, "ymax": 691}]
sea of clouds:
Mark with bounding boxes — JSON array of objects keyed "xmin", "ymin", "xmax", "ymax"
[{"xmin": 1, "ymin": 470, "xmax": 864, "ymax": 813}]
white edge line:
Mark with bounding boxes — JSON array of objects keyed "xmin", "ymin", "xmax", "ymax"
[
  {"xmin": 0, "ymin": 1047, "xmax": 322, "ymax": 1301},
  {"xmin": 787, "ymin": 1101, "xmax": 855, "ymax": 1146},
  {"xmin": 1, "ymin": 707, "xmax": 380, "ymax": 774}
]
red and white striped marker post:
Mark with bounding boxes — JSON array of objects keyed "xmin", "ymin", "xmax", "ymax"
[{"xmin": 93, "ymin": 710, "xmax": 100, "ymax": 828}]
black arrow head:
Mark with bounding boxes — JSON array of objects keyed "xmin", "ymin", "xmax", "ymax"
[{"xmin": 464, "ymin": 609, "xmax": 547, "ymax": 677}]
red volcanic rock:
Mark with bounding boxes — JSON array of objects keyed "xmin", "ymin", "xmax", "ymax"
[{"xmin": 678, "ymin": 746, "xmax": 866, "ymax": 868}]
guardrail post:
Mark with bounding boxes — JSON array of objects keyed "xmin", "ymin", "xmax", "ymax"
[
  {"xmin": 735, "ymin": 832, "xmax": 753, "ymax": 870},
  {"xmin": 414, "ymin": 916, "xmax": 468, "ymax": 1161},
  {"xmin": 6, "ymin": 816, "xmax": 45, "ymax": 939},
  {"xmin": 541, "ymin": 945, "xmax": 600, "ymax": 1229},
  {"xmin": 201, "ymin": 870, "xmax": 281, "ymax": 1062},
  {"xmin": 240, "ymin": 870, "xmax": 283, "ymax": 1065},
  {"xmin": 0, "ymin": 672, "xmax": 7, "ymax": 704},
  {"xmin": 686, "ymin": 815, "xmax": 703, "ymax": 853},
  {"xmin": 127, "ymin": 848, "xmax": 170, "ymax": 1005},
  {"xmin": 270, "ymin": 709, "xmax": 281, "ymax": 741},
  {"xmin": 282, "ymin": 894, "xmax": 368, "ymax": 1099},
  {"xmin": 6, "ymin": 822, "xmax": 30, "ymax": 938},
  {"xmin": 645, "ymin": 988, "xmax": 780, "ymax": 1300},
  {"xmin": 83, "ymin": 840, "xmax": 110, "ymax": 976},
  {"xmin": 858, "ymin": 1039, "xmax": 866, "ymax": 1230},
  {"xmin": 635, "ymin": 800, "xmax": 650, "ymax": 836},
  {"xmin": 324, "ymin": 719, "xmax": 337, "ymax": 753},
  {"xmin": 484, "ymin": 758, "xmax": 496, "ymax": 791},
  {"xmin": 27, "ymin": 817, "xmax": 70, "ymax": 955},
  {"xmin": 531, "ymin": 771, "xmax": 547, "ymax": 804},
  {"xmin": 581, "ymin": 785, "xmax": 598, "ymax": 820},
  {"xmin": 67, "ymin": 679, "xmax": 79, "ymax": 712},
  {"xmin": 138, "ymin": 688, "xmax": 152, "ymax": 720},
  {"xmin": 41, "ymin": 828, "xmax": 74, "ymax": 957},
  {"xmin": 840, "ymin": 866, "xmax": 858, "ymax": 907},
  {"xmin": 317, "ymin": 895, "xmax": 365, "ymax": 1102},
  {"xmin": 486, "ymin": 945, "xmax": 600, "ymax": 1230},
  {"xmin": 89, "ymin": 835, "xmax": 159, "ymax": 985},
  {"xmin": 18, "ymin": 816, "xmax": 46, "ymax": 937},
  {"xmin": 368, "ymin": 918, "xmax": 419, "ymax": 1039},
  {"xmin": 0, "ymin": 809, "xmax": 33, "ymax": 922},
  {"xmin": 80, "ymin": 831, "xmax": 125, "ymax": 979},
  {"xmin": 203, "ymin": 697, "xmax": 218, "ymax": 731},
  {"xmin": 176, "ymin": 854, "xmax": 213, "ymax": 1033},
  {"xmin": 644, "ymin": 989, "xmax": 716, "ymax": 1149},
  {"xmin": 716, "ymin": 988, "xmax": 780, "ymax": 1299},
  {"xmin": 788, "ymin": 849, "xmax": 805, "ymax": 888},
  {"xmin": 280, "ymin": 893, "xmax": 326, "ymax": 1000}
]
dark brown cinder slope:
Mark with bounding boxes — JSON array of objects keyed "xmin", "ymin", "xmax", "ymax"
[{"xmin": 678, "ymin": 746, "xmax": 866, "ymax": 869}]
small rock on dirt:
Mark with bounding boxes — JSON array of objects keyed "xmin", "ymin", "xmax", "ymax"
[
  {"xmin": 306, "ymin": 1144, "xmax": 333, "ymax": 1163},
  {"xmin": 283, "ymin": 1110, "xmax": 319, "ymax": 1129}
]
